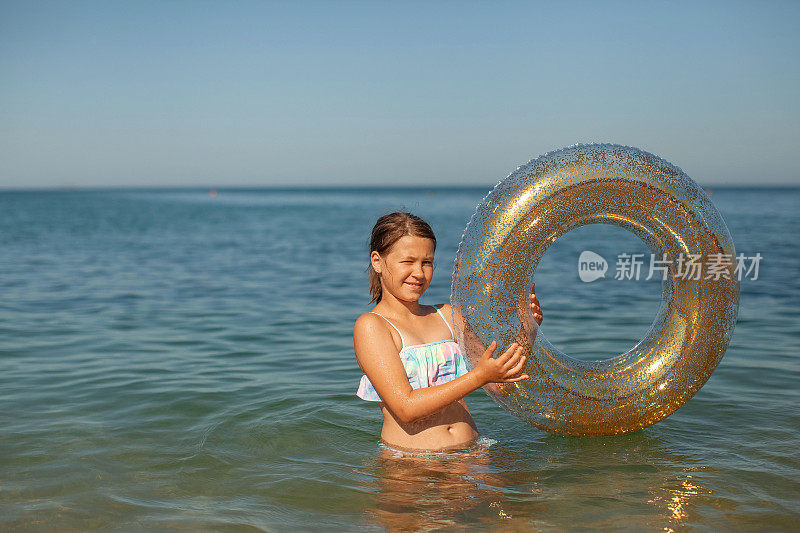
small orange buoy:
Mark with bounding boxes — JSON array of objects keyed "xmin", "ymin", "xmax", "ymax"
[{"xmin": 209, "ymin": 189, "xmax": 218, "ymax": 198}]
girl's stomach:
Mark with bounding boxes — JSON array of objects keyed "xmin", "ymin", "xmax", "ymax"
[{"xmin": 378, "ymin": 399, "xmax": 479, "ymax": 452}]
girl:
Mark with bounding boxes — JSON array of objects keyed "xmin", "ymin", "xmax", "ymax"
[{"xmin": 354, "ymin": 212, "xmax": 543, "ymax": 453}]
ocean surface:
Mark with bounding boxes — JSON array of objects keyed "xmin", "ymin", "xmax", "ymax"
[{"xmin": 0, "ymin": 186, "xmax": 798, "ymax": 531}]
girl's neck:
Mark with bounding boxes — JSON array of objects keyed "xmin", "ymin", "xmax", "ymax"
[{"xmin": 375, "ymin": 295, "xmax": 426, "ymax": 318}]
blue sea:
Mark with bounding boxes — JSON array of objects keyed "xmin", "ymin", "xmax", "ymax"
[{"xmin": 0, "ymin": 187, "xmax": 798, "ymax": 531}]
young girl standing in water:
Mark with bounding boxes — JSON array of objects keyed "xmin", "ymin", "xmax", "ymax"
[{"xmin": 354, "ymin": 212, "xmax": 543, "ymax": 453}]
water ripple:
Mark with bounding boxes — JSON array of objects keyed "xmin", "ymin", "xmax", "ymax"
[{"xmin": 0, "ymin": 188, "xmax": 797, "ymax": 530}]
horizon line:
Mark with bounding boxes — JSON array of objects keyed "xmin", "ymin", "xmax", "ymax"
[{"xmin": 2, "ymin": 183, "xmax": 799, "ymax": 192}]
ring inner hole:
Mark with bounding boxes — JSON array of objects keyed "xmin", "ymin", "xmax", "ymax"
[{"xmin": 533, "ymin": 223, "xmax": 662, "ymax": 362}]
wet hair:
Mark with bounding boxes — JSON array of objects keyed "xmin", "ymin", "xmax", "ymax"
[{"xmin": 368, "ymin": 212, "xmax": 436, "ymax": 303}]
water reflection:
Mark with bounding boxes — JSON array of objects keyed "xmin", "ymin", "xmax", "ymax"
[
  {"xmin": 648, "ymin": 474, "xmax": 712, "ymax": 526},
  {"xmin": 359, "ymin": 441, "xmax": 543, "ymax": 530},
  {"xmin": 358, "ymin": 431, "xmax": 728, "ymax": 531}
]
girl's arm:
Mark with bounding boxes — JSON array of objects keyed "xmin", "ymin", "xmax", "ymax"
[{"xmin": 354, "ymin": 313, "xmax": 527, "ymax": 424}]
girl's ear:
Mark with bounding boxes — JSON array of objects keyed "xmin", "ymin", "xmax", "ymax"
[{"xmin": 370, "ymin": 250, "xmax": 382, "ymax": 274}]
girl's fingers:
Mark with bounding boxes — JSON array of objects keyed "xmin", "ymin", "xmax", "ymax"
[
  {"xmin": 501, "ymin": 348, "xmax": 524, "ymax": 371},
  {"xmin": 505, "ymin": 360, "xmax": 527, "ymax": 382},
  {"xmin": 496, "ymin": 349, "xmax": 512, "ymax": 365},
  {"xmin": 481, "ymin": 341, "xmax": 497, "ymax": 359},
  {"xmin": 509, "ymin": 354, "xmax": 527, "ymax": 374},
  {"xmin": 528, "ymin": 286, "xmax": 542, "ymax": 324},
  {"xmin": 529, "ymin": 283, "xmax": 540, "ymax": 311},
  {"xmin": 498, "ymin": 342, "xmax": 519, "ymax": 361}
]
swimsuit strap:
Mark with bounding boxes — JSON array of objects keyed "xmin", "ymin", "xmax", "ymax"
[
  {"xmin": 434, "ymin": 306, "xmax": 456, "ymax": 338},
  {"xmin": 368, "ymin": 312, "xmax": 406, "ymax": 350}
]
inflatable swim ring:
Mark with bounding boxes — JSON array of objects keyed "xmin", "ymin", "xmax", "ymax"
[{"xmin": 451, "ymin": 144, "xmax": 739, "ymax": 436}]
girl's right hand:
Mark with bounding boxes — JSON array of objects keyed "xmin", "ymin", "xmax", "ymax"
[{"xmin": 475, "ymin": 341, "xmax": 529, "ymax": 385}]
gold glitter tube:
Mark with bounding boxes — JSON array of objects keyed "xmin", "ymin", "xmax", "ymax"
[{"xmin": 451, "ymin": 144, "xmax": 739, "ymax": 436}]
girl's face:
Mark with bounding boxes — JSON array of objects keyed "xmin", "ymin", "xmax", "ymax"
[{"xmin": 372, "ymin": 235, "xmax": 435, "ymax": 303}]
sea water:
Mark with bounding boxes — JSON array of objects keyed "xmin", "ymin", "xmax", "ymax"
[{"xmin": 0, "ymin": 187, "xmax": 797, "ymax": 530}]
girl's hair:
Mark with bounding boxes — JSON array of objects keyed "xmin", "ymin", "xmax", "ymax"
[{"xmin": 368, "ymin": 212, "xmax": 436, "ymax": 303}]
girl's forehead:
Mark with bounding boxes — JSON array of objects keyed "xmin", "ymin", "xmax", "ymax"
[{"xmin": 387, "ymin": 235, "xmax": 435, "ymax": 256}]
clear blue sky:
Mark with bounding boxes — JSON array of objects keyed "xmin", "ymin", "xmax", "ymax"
[{"xmin": 1, "ymin": 1, "xmax": 798, "ymax": 188}]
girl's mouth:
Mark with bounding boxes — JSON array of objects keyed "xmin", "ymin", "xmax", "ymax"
[{"xmin": 405, "ymin": 282, "xmax": 423, "ymax": 289}]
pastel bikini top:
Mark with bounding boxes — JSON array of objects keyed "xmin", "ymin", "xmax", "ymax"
[{"xmin": 356, "ymin": 306, "xmax": 469, "ymax": 402}]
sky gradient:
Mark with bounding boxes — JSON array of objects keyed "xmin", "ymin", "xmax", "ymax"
[{"xmin": 1, "ymin": 1, "xmax": 798, "ymax": 188}]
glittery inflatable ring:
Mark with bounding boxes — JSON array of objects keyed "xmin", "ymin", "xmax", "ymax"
[{"xmin": 451, "ymin": 144, "xmax": 739, "ymax": 436}]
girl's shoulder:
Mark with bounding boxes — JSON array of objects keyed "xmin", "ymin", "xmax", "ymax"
[
  {"xmin": 353, "ymin": 309, "xmax": 395, "ymax": 340},
  {"xmin": 354, "ymin": 310, "xmax": 384, "ymax": 331},
  {"xmin": 353, "ymin": 310, "xmax": 403, "ymax": 354}
]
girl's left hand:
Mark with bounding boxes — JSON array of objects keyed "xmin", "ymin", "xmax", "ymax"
[
  {"xmin": 529, "ymin": 282, "xmax": 543, "ymax": 325},
  {"xmin": 515, "ymin": 282, "xmax": 543, "ymax": 347}
]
